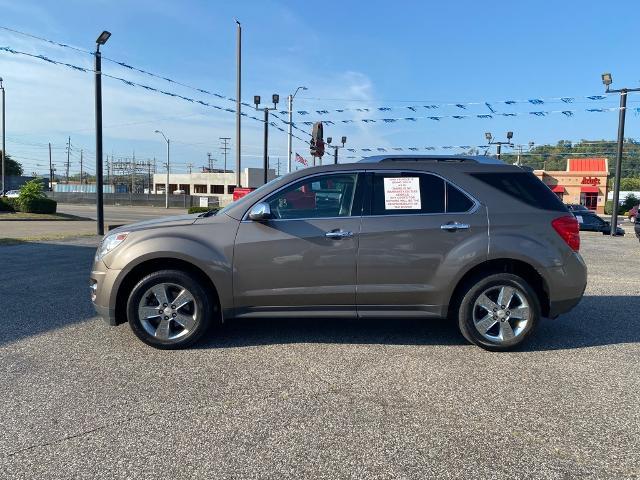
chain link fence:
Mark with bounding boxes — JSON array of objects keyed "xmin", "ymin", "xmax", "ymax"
[{"xmin": 45, "ymin": 192, "xmax": 220, "ymax": 209}]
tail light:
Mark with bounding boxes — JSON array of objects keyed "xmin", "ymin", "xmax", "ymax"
[{"xmin": 552, "ymin": 216, "xmax": 580, "ymax": 251}]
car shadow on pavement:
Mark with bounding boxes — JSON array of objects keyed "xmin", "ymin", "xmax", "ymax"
[
  {"xmin": 199, "ymin": 295, "xmax": 640, "ymax": 352},
  {"xmin": 0, "ymin": 242, "xmax": 98, "ymax": 347}
]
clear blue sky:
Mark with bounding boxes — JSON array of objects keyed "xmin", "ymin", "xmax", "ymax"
[{"xmin": 1, "ymin": 0, "xmax": 639, "ymax": 176}]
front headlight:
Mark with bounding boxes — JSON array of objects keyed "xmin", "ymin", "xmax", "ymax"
[{"xmin": 96, "ymin": 231, "xmax": 130, "ymax": 260}]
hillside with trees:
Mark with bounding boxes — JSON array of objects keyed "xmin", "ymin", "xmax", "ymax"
[{"xmin": 499, "ymin": 139, "xmax": 640, "ymax": 183}]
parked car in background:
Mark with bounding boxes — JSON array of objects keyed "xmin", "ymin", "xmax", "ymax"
[
  {"xmin": 635, "ymin": 218, "xmax": 640, "ymax": 242},
  {"xmin": 574, "ymin": 211, "xmax": 624, "ymax": 236},
  {"xmin": 90, "ymin": 155, "xmax": 588, "ymax": 352},
  {"xmin": 3, "ymin": 190, "xmax": 20, "ymax": 198},
  {"xmin": 566, "ymin": 204, "xmax": 589, "ymax": 213}
]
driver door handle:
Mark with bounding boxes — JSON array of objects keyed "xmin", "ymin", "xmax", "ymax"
[
  {"xmin": 440, "ymin": 222, "xmax": 470, "ymax": 231},
  {"xmin": 325, "ymin": 229, "xmax": 354, "ymax": 239}
]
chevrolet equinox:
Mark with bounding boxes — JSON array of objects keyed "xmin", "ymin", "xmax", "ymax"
[{"xmin": 90, "ymin": 155, "xmax": 587, "ymax": 351}]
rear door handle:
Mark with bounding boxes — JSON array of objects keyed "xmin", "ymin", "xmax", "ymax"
[
  {"xmin": 325, "ymin": 229, "xmax": 354, "ymax": 239},
  {"xmin": 440, "ymin": 222, "xmax": 470, "ymax": 231}
]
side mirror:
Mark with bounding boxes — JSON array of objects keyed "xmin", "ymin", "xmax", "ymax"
[{"xmin": 248, "ymin": 202, "xmax": 272, "ymax": 221}]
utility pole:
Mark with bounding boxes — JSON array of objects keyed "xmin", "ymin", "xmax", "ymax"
[
  {"xmin": 187, "ymin": 162, "xmax": 193, "ymax": 174},
  {"xmin": 220, "ymin": 137, "xmax": 230, "ymax": 172},
  {"xmin": 147, "ymin": 160, "xmax": 151, "ymax": 198},
  {"xmin": 235, "ymin": 19, "xmax": 242, "ymax": 187},
  {"xmin": 0, "ymin": 77, "xmax": 5, "ymax": 194},
  {"xmin": 287, "ymin": 86, "xmax": 307, "ymax": 173},
  {"xmin": 254, "ymin": 94, "xmax": 280, "ymax": 185},
  {"xmin": 48, "ymin": 142, "xmax": 53, "ymax": 191},
  {"xmin": 207, "ymin": 152, "xmax": 213, "ymax": 171},
  {"xmin": 601, "ymin": 72, "xmax": 640, "ymax": 237},
  {"xmin": 65, "ymin": 136, "xmax": 71, "ymax": 183},
  {"xmin": 277, "ymin": 157, "xmax": 280, "ymax": 176},
  {"xmin": 80, "ymin": 149, "xmax": 83, "ymax": 185}
]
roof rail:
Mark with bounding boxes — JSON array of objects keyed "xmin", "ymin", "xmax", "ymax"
[{"xmin": 358, "ymin": 155, "xmax": 504, "ymax": 165}]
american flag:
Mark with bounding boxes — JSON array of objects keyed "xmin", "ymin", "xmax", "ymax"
[{"xmin": 295, "ymin": 153, "xmax": 308, "ymax": 166}]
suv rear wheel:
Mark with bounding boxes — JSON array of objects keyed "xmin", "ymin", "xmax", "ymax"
[
  {"xmin": 457, "ymin": 273, "xmax": 540, "ymax": 351},
  {"xmin": 127, "ymin": 269, "xmax": 213, "ymax": 349}
]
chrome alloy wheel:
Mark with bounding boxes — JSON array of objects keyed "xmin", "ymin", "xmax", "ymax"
[
  {"xmin": 472, "ymin": 285, "xmax": 530, "ymax": 343},
  {"xmin": 137, "ymin": 283, "xmax": 198, "ymax": 341}
]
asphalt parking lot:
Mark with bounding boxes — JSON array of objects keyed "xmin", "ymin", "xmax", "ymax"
[{"xmin": 1, "ymin": 229, "xmax": 638, "ymax": 479}]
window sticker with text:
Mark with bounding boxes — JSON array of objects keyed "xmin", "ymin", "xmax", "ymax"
[{"xmin": 383, "ymin": 177, "xmax": 421, "ymax": 209}]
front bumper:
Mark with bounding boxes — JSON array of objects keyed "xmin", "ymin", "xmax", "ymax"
[{"xmin": 90, "ymin": 258, "xmax": 121, "ymax": 326}]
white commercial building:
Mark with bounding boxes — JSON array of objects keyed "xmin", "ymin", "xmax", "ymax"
[{"xmin": 153, "ymin": 168, "xmax": 276, "ymax": 206}]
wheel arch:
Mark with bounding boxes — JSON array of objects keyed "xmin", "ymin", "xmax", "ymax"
[
  {"xmin": 447, "ymin": 258, "xmax": 550, "ymax": 319},
  {"xmin": 113, "ymin": 257, "xmax": 221, "ymax": 326}
]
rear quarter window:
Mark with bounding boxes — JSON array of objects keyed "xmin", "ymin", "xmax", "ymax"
[{"xmin": 470, "ymin": 172, "xmax": 568, "ymax": 212}]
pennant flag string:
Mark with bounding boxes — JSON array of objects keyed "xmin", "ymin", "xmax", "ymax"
[{"xmin": 0, "ymin": 43, "xmax": 630, "ymax": 146}]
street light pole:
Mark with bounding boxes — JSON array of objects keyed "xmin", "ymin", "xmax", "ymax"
[
  {"xmin": 326, "ymin": 136, "xmax": 347, "ymax": 164},
  {"xmin": 155, "ymin": 130, "xmax": 170, "ymax": 208},
  {"xmin": 0, "ymin": 77, "xmax": 5, "ymax": 194},
  {"xmin": 235, "ymin": 20, "xmax": 242, "ymax": 188},
  {"xmin": 601, "ymin": 73, "xmax": 640, "ymax": 237},
  {"xmin": 287, "ymin": 86, "xmax": 307, "ymax": 174},
  {"xmin": 94, "ymin": 31, "xmax": 111, "ymax": 236},
  {"xmin": 254, "ymin": 94, "xmax": 280, "ymax": 185},
  {"xmin": 485, "ymin": 131, "xmax": 514, "ymax": 161}
]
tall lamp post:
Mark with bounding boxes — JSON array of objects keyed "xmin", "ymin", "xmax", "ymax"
[
  {"xmin": 287, "ymin": 86, "xmax": 307, "ymax": 174},
  {"xmin": 601, "ymin": 72, "xmax": 640, "ymax": 237},
  {"xmin": 235, "ymin": 19, "xmax": 242, "ymax": 188},
  {"xmin": 485, "ymin": 131, "xmax": 513, "ymax": 160},
  {"xmin": 254, "ymin": 94, "xmax": 280, "ymax": 185},
  {"xmin": 154, "ymin": 130, "xmax": 170, "ymax": 208},
  {"xmin": 326, "ymin": 136, "xmax": 347, "ymax": 164},
  {"xmin": 94, "ymin": 31, "xmax": 111, "ymax": 235},
  {"xmin": 0, "ymin": 77, "xmax": 5, "ymax": 194}
]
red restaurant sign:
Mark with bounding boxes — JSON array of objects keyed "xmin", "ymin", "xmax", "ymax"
[{"xmin": 581, "ymin": 176, "xmax": 601, "ymax": 186}]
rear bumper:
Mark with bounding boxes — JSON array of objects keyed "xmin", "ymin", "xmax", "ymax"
[
  {"xmin": 548, "ymin": 293, "xmax": 584, "ymax": 318},
  {"xmin": 544, "ymin": 251, "xmax": 587, "ymax": 318}
]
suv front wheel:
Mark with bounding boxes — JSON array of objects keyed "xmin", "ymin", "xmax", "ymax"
[
  {"xmin": 127, "ymin": 269, "xmax": 213, "ymax": 349},
  {"xmin": 457, "ymin": 273, "xmax": 540, "ymax": 351}
]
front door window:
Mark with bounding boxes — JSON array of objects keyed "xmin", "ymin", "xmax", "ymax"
[{"xmin": 266, "ymin": 173, "xmax": 359, "ymax": 219}]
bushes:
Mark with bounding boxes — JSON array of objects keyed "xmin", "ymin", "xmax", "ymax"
[
  {"xmin": 188, "ymin": 206, "xmax": 215, "ymax": 214},
  {"xmin": 605, "ymin": 194, "xmax": 640, "ymax": 215},
  {"xmin": 0, "ymin": 197, "xmax": 15, "ymax": 212},
  {"xmin": 0, "ymin": 179, "xmax": 57, "ymax": 213},
  {"xmin": 19, "ymin": 197, "xmax": 57, "ymax": 214}
]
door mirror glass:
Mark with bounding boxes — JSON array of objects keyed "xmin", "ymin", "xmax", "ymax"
[{"xmin": 248, "ymin": 202, "xmax": 272, "ymax": 221}]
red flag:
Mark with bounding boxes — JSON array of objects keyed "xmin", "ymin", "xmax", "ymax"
[{"xmin": 295, "ymin": 153, "xmax": 308, "ymax": 166}]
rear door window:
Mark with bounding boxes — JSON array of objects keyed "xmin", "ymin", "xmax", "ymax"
[
  {"xmin": 446, "ymin": 182, "xmax": 475, "ymax": 213},
  {"xmin": 371, "ymin": 172, "xmax": 445, "ymax": 215}
]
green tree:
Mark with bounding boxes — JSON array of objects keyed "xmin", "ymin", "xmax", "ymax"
[
  {"xmin": 620, "ymin": 177, "xmax": 640, "ymax": 191},
  {"xmin": 18, "ymin": 179, "xmax": 46, "ymax": 202},
  {"xmin": 501, "ymin": 139, "xmax": 640, "ymax": 178},
  {"xmin": 1, "ymin": 151, "xmax": 24, "ymax": 176}
]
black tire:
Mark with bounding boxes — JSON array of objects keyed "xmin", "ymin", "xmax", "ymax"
[
  {"xmin": 456, "ymin": 273, "xmax": 540, "ymax": 351},
  {"xmin": 127, "ymin": 269, "xmax": 214, "ymax": 349}
]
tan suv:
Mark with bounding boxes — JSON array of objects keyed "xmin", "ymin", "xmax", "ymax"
[{"xmin": 91, "ymin": 156, "xmax": 587, "ymax": 351}]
